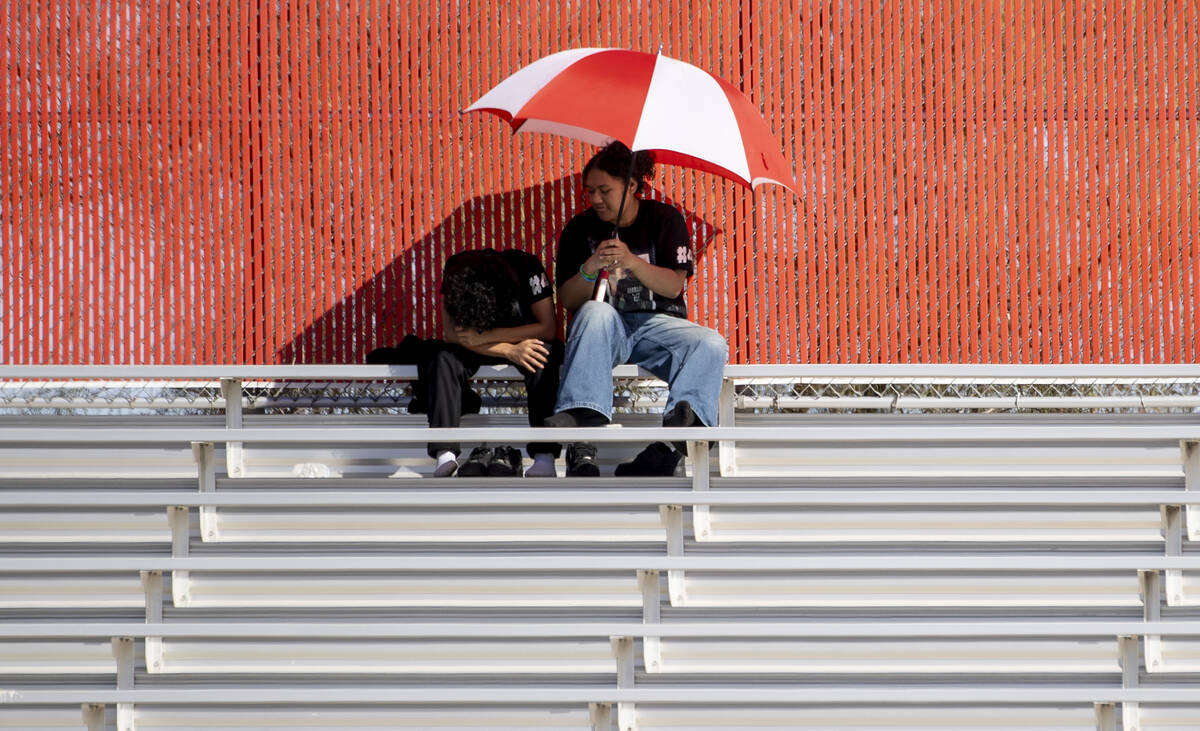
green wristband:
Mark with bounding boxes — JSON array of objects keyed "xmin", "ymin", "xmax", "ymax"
[{"xmin": 579, "ymin": 265, "xmax": 598, "ymax": 282}]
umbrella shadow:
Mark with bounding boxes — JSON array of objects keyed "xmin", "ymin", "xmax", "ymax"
[{"xmin": 275, "ymin": 176, "xmax": 721, "ymax": 363}]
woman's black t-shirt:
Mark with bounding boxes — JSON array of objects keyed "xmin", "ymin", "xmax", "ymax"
[{"xmin": 555, "ymin": 199, "xmax": 693, "ymax": 318}]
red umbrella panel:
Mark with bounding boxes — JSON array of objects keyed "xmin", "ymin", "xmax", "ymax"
[{"xmin": 464, "ymin": 47, "xmax": 796, "ymax": 192}]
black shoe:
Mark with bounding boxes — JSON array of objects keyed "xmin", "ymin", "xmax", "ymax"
[
  {"xmin": 663, "ymin": 400, "xmax": 702, "ymax": 452},
  {"xmin": 456, "ymin": 446, "xmax": 492, "ymax": 477},
  {"xmin": 565, "ymin": 442, "xmax": 600, "ymax": 477},
  {"xmin": 487, "ymin": 445, "xmax": 523, "ymax": 477},
  {"xmin": 663, "ymin": 401, "xmax": 700, "ymax": 427},
  {"xmin": 545, "ymin": 408, "xmax": 610, "ymax": 428},
  {"xmin": 615, "ymin": 441, "xmax": 683, "ymax": 477}
]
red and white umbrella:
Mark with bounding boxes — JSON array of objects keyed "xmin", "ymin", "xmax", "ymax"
[{"xmin": 463, "ymin": 47, "xmax": 796, "ymax": 193}]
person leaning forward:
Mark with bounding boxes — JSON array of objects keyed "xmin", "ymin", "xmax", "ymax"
[
  {"xmin": 371, "ymin": 248, "xmax": 564, "ymax": 477},
  {"xmin": 545, "ymin": 141, "xmax": 728, "ymax": 477}
]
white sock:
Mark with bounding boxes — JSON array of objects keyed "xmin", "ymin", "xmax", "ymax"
[
  {"xmin": 524, "ymin": 453, "xmax": 557, "ymax": 477},
  {"xmin": 433, "ymin": 450, "xmax": 458, "ymax": 477}
]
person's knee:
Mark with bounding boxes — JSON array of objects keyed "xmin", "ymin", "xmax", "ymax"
[
  {"xmin": 427, "ymin": 346, "xmax": 467, "ymax": 378},
  {"xmin": 695, "ymin": 329, "xmax": 729, "ymax": 362},
  {"xmin": 572, "ymin": 301, "xmax": 620, "ymax": 331},
  {"xmin": 429, "ymin": 348, "xmax": 459, "ymax": 368}
]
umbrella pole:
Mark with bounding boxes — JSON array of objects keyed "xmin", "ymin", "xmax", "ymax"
[
  {"xmin": 592, "ymin": 149, "xmax": 638, "ymax": 302},
  {"xmin": 611, "ymin": 151, "xmax": 638, "ymax": 239}
]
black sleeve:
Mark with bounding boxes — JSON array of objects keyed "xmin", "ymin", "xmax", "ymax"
[
  {"xmin": 505, "ymin": 251, "xmax": 554, "ymax": 304},
  {"xmin": 654, "ymin": 204, "xmax": 694, "ymax": 276},
  {"xmin": 555, "ymin": 216, "xmax": 590, "ymax": 288}
]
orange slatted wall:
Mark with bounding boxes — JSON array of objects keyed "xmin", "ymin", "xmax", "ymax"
[{"xmin": 2, "ymin": 1, "xmax": 1196, "ymax": 364}]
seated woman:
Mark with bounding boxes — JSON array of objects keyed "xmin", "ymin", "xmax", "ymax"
[
  {"xmin": 424, "ymin": 248, "xmax": 563, "ymax": 477},
  {"xmin": 546, "ymin": 141, "xmax": 728, "ymax": 476}
]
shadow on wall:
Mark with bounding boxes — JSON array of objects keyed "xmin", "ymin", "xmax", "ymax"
[{"xmin": 275, "ymin": 176, "xmax": 721, "ymax": 363}]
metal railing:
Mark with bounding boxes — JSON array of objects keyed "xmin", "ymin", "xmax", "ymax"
[{"xmin": 4, "ymin": 365, "xmax": 1200, "ymax": 415}]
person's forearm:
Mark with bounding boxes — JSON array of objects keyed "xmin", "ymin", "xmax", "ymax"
[
  {"xmin": 472, "ymin": 321, "xmax": 555, "ymax": 345},
  {"xmin": 459, "ymin": 340, "xmax": 516, "ymax": 360},
  {"xmin": 559, "ymin": 271, "xmax": 597, "ymax": 311},
  {"xmin": 624, "ymin": 259, "xmax": 687, "ymax": 299}
]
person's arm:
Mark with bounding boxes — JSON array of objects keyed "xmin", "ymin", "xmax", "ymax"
[
  {"xmin": 560, "ymin": 236, "xmax": 691, "ymax": 308},
  {"xmin": 450, "ymin": 297, "xmax": 556, "ymax": 347},
  {"xmin": 442, "ymin": 300, "xmax": 556, "ymax": 371},
  {"xmin": 554, "ymin": 216, "xmax": 613, "ymax": 312},
  {"xmin": 593, "ymin": 237, "xmax": 687, "ymax": 299},
  {"xmin": 558, "ymin": 246, "xmax": 612, "ymax": 311}
]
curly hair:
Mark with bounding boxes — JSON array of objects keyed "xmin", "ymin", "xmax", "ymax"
[
  {"xmin": 440, "ymin": 250, "xmax": 519, "ymax": 333},
  {"xmin": 583, "ymin": 140, "xmax": 655, "ymax": 195}
]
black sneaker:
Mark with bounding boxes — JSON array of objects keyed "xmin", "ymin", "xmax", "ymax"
[
  {"xmin": 663, "ymin": 400, "xmax": 701, "ymax": 452},
  {"xmin": 545, "ymin": 408, "xmax": 610, "ymax": 428},
  {"xmin": 615, "ymin": 441, "xmax": 683, "ymax": 477},
  {"xmin": 565, "ymin": 442, "xmax": 600, "ymax": 477},
  {"xmin": 456, "ymin": 446, "xmax": 492, "ymax": 477},
  {"xmin": 663, "ymin": 401, "xmax": 700, "ymax": 428},
  {"xmin": 487, "ymin": 445, "xmax": 523, "ymax": 477}
]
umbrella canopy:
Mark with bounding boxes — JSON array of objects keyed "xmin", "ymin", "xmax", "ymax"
[{"xmin": 464, "ymin": 47, "xmax": 796, "ymax": 192}]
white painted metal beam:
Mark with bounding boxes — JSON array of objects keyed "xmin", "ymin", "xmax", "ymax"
[
  {"xmin": 3, "ymin": 621, "xmax": 1199, "ymax": 640},
  {"xmin": 6, "ymin": 363, "xmax": 1200, "ymax": 379},
  {"xmin": 4, "ymin": 424, "xmax": 1200, "ymax": 444},
  {"xmin": 2, "ymin": 554, "xmax": 1198, "ymax": 572},
  {"xmin": 5, "ymin": 687, "xmax": 1200, "ymax": 704},
  {"xmin": 4, "ymin": 488, "xmax": 1200, "ymax": 508}
]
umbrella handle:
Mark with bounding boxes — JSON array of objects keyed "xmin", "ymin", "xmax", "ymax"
[{"xmin": 590, "ymin": 269, "xmax": 610, "ymax": 302}]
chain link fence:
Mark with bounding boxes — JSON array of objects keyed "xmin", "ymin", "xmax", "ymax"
[
  {"xmin": 2, "ymin": 2, "xmax": 1196, "ymax": 364},
  {"xmin": 5, "ymin": 375, "xmax": 1200, "ymax": 417}
]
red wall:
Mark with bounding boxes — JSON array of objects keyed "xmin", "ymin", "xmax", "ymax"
[{"xmin": 3, "ymin": 1, "xmax": 1196, "ymax": 364}]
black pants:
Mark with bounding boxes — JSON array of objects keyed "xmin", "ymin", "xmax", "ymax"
[{"xmin": 422, "ymin": 340, "xmax": 564, "ymax": 459}]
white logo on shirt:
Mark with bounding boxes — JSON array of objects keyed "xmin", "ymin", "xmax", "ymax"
[
  {"xmin": 529, "ymin": 273, "xmax": 547, "ymax": 295},
  {"xmin": 676, "ymin": 246, "xmax": 692, "ymax": 264}
]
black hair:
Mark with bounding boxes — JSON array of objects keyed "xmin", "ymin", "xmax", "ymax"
[
  {"xmin": 582, "ymin": 140, "xmax": 655, "ymax": 196},
  {"xmin": 440, "ymin": 250, "xmax": 519, "ymax": 332}
]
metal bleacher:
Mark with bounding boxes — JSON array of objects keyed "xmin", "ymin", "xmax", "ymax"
[{"xmin": 2, "ymin": 365, "xmax": 1200, "ymax": 730}]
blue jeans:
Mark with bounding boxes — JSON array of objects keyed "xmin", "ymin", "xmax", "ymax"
[{"xmin": 554, "ymin": 301, "xmax": 728, "ymax": 426}]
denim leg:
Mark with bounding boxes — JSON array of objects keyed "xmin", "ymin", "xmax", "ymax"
[
  {"xmin": 554, "ymin": 301, "xmax": 633, "ymax": 420},
  {"xmin": 627, "ymin": 314, "xmax": 728, "ymax": 427}
]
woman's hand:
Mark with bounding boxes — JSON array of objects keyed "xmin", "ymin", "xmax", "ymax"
[
  {"xmin": 504, "ymin": 339, "xmax": 550, "ymax": 371},
  {"xmin": 593, "ymin": 238, "xmax": 637, "ymax": 272},
  {"xmin": 580, "ymin": 247, "xmax": 608, "ymax": 280}
]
